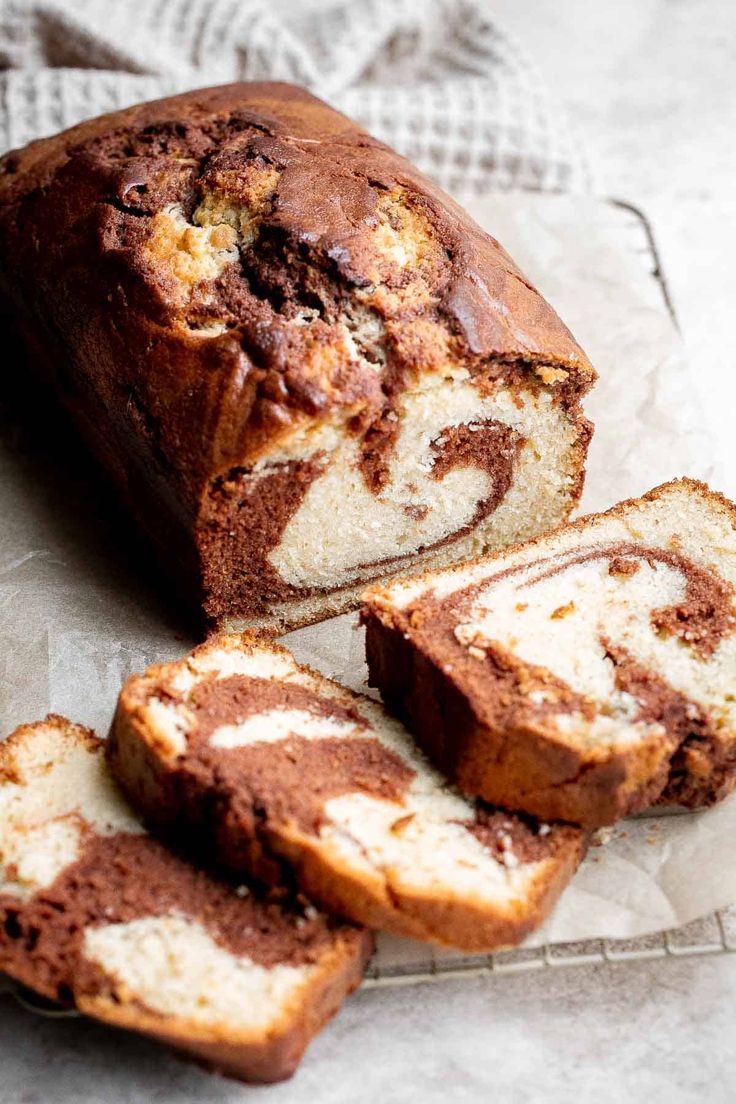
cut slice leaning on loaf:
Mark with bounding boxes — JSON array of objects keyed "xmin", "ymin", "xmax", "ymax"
[
  {"xmin": 362, "ymin": 478, "xmax": 736, "ymax": 828},
  {"xmin": 108, "ymin": 634, "xmax": 585, "ymax": 951},
  {"xmin": 0, "ymin": 716, "xmax": 370, "ymax": 1083}
]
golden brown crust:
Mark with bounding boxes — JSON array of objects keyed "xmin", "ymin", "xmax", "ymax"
[
  {"xmin": 271, "ymin": 817, "xmax": 584, "ymax": 952},
  {"xmin": 0, "ymin": 82, "xmax": 594, "ymax": 629},
  {"xmin": 4, "ymin": 937, "xmax": 369, "ymax": 1083},
  {"xmin": 363, "ymin": 479, "xmax": 736, "ymax": 827}
]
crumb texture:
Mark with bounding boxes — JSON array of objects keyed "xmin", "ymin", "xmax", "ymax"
[{"xmin": 83, "ymin": 915, "xmax": 316, "ymax": 1029}]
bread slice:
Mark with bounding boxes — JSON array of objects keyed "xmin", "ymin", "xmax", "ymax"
[
  {"xmin": 108, "ymin": 634, "xmax": 585, "ymax": 951},
  {"xmin": 362, "ymin": 478, "xmax": 736, "ymax": 828},
  {"xmin": 0, "ymin": 716, "xmax": 370, "ymax": 1083}
]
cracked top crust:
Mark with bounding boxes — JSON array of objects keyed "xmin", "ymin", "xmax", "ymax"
[{"xmin": 0, "ymin": 82, "xmax": 594, "ymax": 511}]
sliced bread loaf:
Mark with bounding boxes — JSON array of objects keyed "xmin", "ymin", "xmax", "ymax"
[
  {"xmin": 0, "ymin": 716, "xmax": 369, "ymax": 1082},
  {"xmin": 362, "ymin": 478, "xmax": 736, "ymax": 827},
  {"xmin": 108, "ymin": 634, "xmax": 585, "ymax": 951},
  {"xmin": 0, "ymin": 82, "xmax": 594, "ymax": 633}
]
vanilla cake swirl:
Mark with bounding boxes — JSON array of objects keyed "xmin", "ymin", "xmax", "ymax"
[
  {"xmin": 108, "ymin": 634, "xmax": 585, "ymax": 950},
  {"xmin": 363, "ymin": 479, "xmax": 736, "ymax": 828},
  {"xmin": 0, "ymin": 717, "xmax": 369, "ymax": 1082}
]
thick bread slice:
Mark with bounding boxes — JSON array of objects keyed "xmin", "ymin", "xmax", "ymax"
[
  {"xmin": 362, "ymin": 478, "xmax": 736, "ymax": 828},
  {"xmin": 0, "ymin": 716, "xmax": 370, "ymax": 1083},
  {"xmin": 108, "ymin": 635, "xmax": 585, "ymax": 951}
]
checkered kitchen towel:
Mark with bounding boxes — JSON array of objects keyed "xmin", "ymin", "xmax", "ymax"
[{"xmin": 0, "ymin": 0, "xmax": 589, "ymax": 196}]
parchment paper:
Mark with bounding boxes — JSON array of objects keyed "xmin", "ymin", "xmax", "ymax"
[{"xmin": 0, "ymin": 194, "xmax": 732, "ymax": 953}]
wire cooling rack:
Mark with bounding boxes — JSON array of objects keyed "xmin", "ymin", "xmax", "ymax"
[
  {"xmin": 0, "ymin": 201, "xmax": 733, "ymax": 1013},
  {"xmin": 362, "ymin": 908, "xmax": 736, "ymax": 988}
]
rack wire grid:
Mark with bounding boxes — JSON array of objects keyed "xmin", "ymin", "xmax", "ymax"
[
  {"xmin": 0, "ymin": 200, "xmax": 733, "ymax": 1014},
  {"xmin": 362, "ymin": 908, "xmax": 736, "ymax": 988}
]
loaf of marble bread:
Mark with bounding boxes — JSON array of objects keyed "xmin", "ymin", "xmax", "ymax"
[
  {"xmin": 363, "ymin": 479, "xmax": 736, "ymax": 828},
  {"xmin": 0, "ymin": 716, "xmax": 370, "ymax": 1083},
  {"xmin": 0, "ymin": 83, "xmax": 595, "ymax": 631},
  {"xmin": 108, "ymin": 633, "xmax": 585, "ymax": 951}
]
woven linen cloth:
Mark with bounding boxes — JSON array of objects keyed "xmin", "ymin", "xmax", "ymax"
[{"xmin": 0, "ymin": 0, "xmax": 588, "ymax": 196}]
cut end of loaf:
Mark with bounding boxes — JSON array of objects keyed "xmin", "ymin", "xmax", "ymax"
[{"xmin": 207, "ymin": 376, "xmax": 593, "ymax": 632}]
